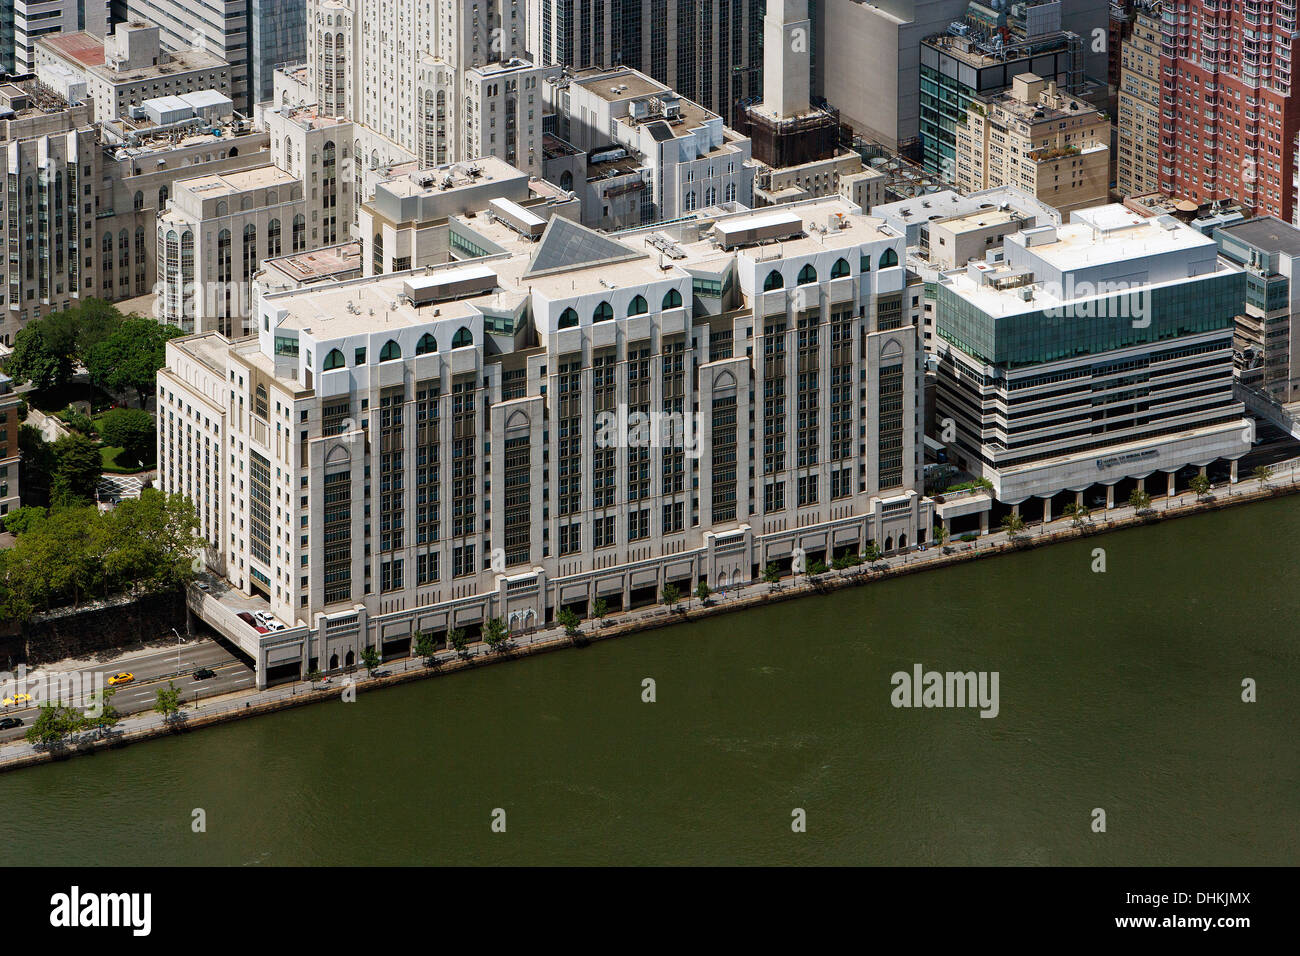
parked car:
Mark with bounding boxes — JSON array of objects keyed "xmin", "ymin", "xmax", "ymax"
[
  {"xmin": 192, "ymin": 667, "xmax": 216, "ymax": 681},
  {"xmin": 0, "ymin": 717, "xmax": 23, "ymax": 729},
  {"xmin": 237, "ymin": 612, "xmax": 269, "ymax": 634}
]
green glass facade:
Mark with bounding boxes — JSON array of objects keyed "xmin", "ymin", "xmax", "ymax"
[{"xmin": 936, "ymin": 271, "xmax": 1246, "ymax": 369}]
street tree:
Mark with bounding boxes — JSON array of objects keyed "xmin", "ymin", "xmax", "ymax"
[
  {"xmin": 695, "ymin": 579, "xmax": 712, "ymax": 606},
  {"xmin": 556, "ymin": 607, "xmax": 582, "ymax": 638},
  {"xmin": 414, "ymin": 630, "xmax": 438, "ymax": 665},
  {"xmin": 448, "ymin": 627, "xmax": 468, "ymax": 658},
  {"xmin": 661, "ymin": 583, "xmax": 681, "ymax": 609},
  {"xmin": 360, "ymin": 645, "xmax": 381, "ymax": 675},
  {"xmin": 1128, "ymin": 488, "xmax": 1152, "ymax": 513},
  {"xmin": 483, "ymin": 617, "xmax": 507, "ymax": 653},
  {"xmin": 1001, "ymin": 513, "xmax": 1026, "ymax": 539},
  {"xmin": 1062, "ymin": 502, "xmax": 1091, "ymax": 528},
  {"xmin": 154, "ymin": 681, "xmax": 183, "ymax": 722},
  {"xmin": 24, "ymin": 702, "xmax": 83, "ymax": 748},
  {"xmin": 1189, "ymin": 474, "xmax": 1212, "ymax": 500}
]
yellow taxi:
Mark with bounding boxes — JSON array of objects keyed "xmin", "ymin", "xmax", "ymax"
[
  {"xmin": 1, "ymin": 693, "xmax": 32, "ymax": 707},
  {"xmin": 107, "ymin": 672, "xmax": 135, "ymax": 686}
]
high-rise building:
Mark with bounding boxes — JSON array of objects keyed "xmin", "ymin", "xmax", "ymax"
[
  {"xmin": 163, "ymin": 197, "xmax": 931, "ymax": 682},
  {"xmin": 305, "ymin": 0, "xmax": 544, "ymax": 174},
  {"xmin": 0, "ymin": 81, "xmax": 98, "ymax": 343},
  {"xmin": 919, "ymin": 4, "xmax": 1086, "ymax": 181},
  {"xmin": 1159, "ymin": 0, "xmax": 1300, "ymax": 222},
  {"xmin": 1115, "ymin": 0, "xmax": 1161, "ymax": 198},
  {"xmin": 122, "ymin": 0, "xmax": 305, "ymax": 112},
  {"xmin": 956, "ymin": 74, "xmax": 1110, "ymax": 219},
  {"xmin": 527, "ymin": 0, "xmax": 765, "ymax": 122},
  {"xmin": 934, "ymin": 203, "xmax": 1251, "ymax": 512},
  {"xmin": 1, "ymin": 0, "xmax": 109, "ymax": 77},
  {"xmin": 0, "ymin": 373, "xmax": 19, "ymax": 516},
  {"xmin": 545, "ymin": 65, "xmax": 755, "ymax": 228},
  {"xmin": 1214, "ymin": 217, "xmax": 1300, "ymax": 407},
  {"xmin": 814, "ymin": 0, "xmax": 1108, "ymax": 156},
  {"xmin": 35, "ymin": 23, "xmax": 231, "ymax": 123}
]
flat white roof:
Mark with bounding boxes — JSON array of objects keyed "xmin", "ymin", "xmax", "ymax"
[
  {"xmin": 489, "ymin": 196, "xmax": 545, "ymax": 227},
  {"xmin": 714, "ymin": 210, "xmax": 802, "ymax": 237},
  {"xmin": 405, "ymin": 264, "xmax": 498, "ymax": 289}
]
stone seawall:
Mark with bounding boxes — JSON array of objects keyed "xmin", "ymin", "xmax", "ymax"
[{"xmin": 2, "ymin": 590, "xmax": 188, "ymax": 670}]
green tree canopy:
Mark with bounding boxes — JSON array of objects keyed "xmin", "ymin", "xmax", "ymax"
[
  {"xmin": 85, "ymin": 316, "xmax": 184, "ymax": 407},
  {"xmin": 99, "ymin": 407, "xmax": 156, "ymax": 466},
  {"xmin": 0, "ymin": 490, "xmax": 199, "ymax": 621},
  {"xmin": 50, "ymin": 433, "xmax": 102, "ymax": 506},
  {"xmin": 4, "ymin": 325, "xmax": 71, "ymax": 392}
]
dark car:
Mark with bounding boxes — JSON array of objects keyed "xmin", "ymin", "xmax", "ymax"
[
  {"xmin": 0, "ymin": 717, "xmax": 23, "ymax": 730},
  {"xmin": 192, "ymin": 667, "xmax": 216, "ymax": 680}
]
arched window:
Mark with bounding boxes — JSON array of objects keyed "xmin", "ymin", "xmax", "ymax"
[
  {"xmin": 559, "ymin": 170, "xmax": 573, "ymax": 191},
  {"xmin": 158, "ymin": 185, "xmax": 169, "ymax": 209},
  {"xmin": 725, "ymin": 182, "xmax": 736, "ymax": 203},
  {"xmin": 592, "ymin": 301, "xmax": 614, "ymax": 322},
  {"xmin": 323, "ymin": 348, "xmax": 346, "ymax": 370},
  {"xmin": 662, "ymin": 288, "xmax": 683, "ymax": 309},
  {"xmin": 831, "ymin": 257, "xmax": 850, "ymax": 278},
  {"xmin": 451, "ymin": 327, "xmax": 473, "ymax": 348},
  {"xmin": 880, "ymin": 248, "xmax": 899, "ymax": 268},
  {"xmin": 216, "ymin": 200, "xmax": 228, "ymax": 217},
  {"xmin": 133, "ymin": 191, "xmax": 143, "ymax": 210},
  {"xmin": 293, "ymin": 214, "xmax": 305, "ymax": 252},
  {"xmin": 372, "ymin": 232, "xmax": 384, "ymax": 273},
  {"xmin": 627, "ymin": 294, "xmax": 647, "ymax": 316},
  {"xmin": 797, "ymin": 263, "xmax": 818, "ymax": 285},
  {"xmin": 415, "ymin": 332, "xmax": 437, "ymax": 354},
  {"xmin": 268, "ymin": 218, "xmax": 281, "ymax": 257},
  {"xmin": 557, "ymin": 307, "xmax": 579, "ymax": 329},
  {"xmin": 704, "ymin": 186, "xmax": 717, "ymax": 206},
  {"xmin": 684, "ymin": 191, "xmax": 697, "ymax": 211},
  {"xmin": 763, "ymin": 270, "xmax": 784, "ymax": 291},
  {"xmin": 228, "ymin": 147, "xmax": 238, "ymax": 157},
  {"xmin": 379, "ymin": 339, "xmax": 401, "ymax": 361}
]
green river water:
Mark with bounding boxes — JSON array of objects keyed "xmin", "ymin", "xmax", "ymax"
[{"xmin": 4, "ymin": 499, "xmax": 1297, "ymax": 865}]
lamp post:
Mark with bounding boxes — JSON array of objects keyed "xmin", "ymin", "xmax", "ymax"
[{"xmin": 171, "ymin": 627, "xmax": 182, "ymax": 676}]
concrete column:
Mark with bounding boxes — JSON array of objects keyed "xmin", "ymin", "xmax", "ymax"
[
  {"xmin": 1167, "ymin": 472, "xmax": 1176, "ymax": 497},
  {"xmin": 1137, "ymin": 477, "xmax": 1145, "ymax": 492},
  {"xmin": 1230, "ymin": 458, "xmax": 1238, "ymax": 482},
  {"xmin": 1075, "ymin": 491, "xmax": 1084, "ymax": 509},
  {"xmin": 1199, "ymin": 465, "xmax": 1207, "ymax": 477},
  {"xmin": 1011, "ymin": 502, "xmax": 1020, "ymax": 517},
  {"xmin": 1042, "ymin": 496, "xmax": 1052, "ymax": 523},
  {"xmin": 942, "ymin": 517, "xmax": 951, "ymax": 535},
  {"xmin": 1106, "ymin": 485, "xmax": 1115, "ymax": 509},
  {"xmin": 979, "ymin": 512, "xmax": 989, "ymax": 534}
]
